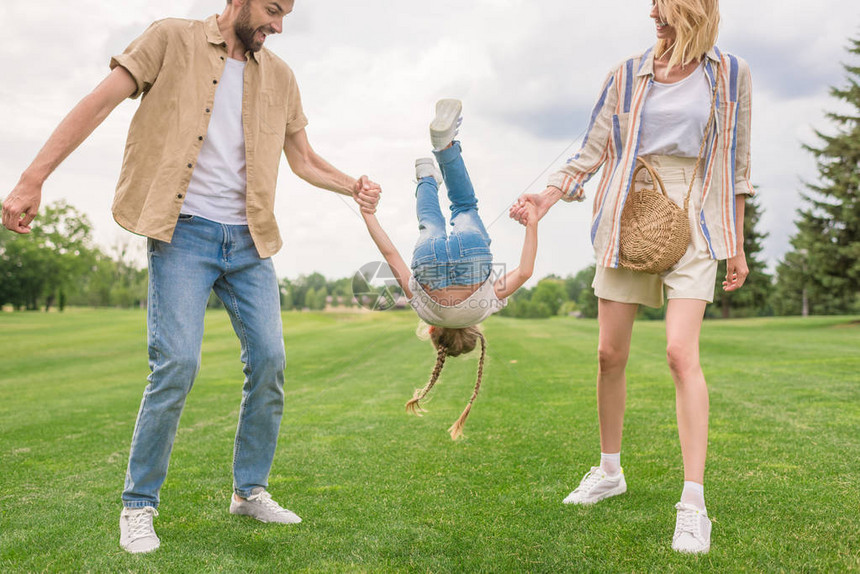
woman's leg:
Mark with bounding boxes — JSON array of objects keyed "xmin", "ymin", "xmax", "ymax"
[
  {"xmin": 596, "ymin": 298, "xmax": 639, "ymax": 454},
  {"xmin": 563, "ymin": 298, "xmax": 637, "ymax": 505},
  {"xmin": 664, "ymin": 298, "xmax": 709, "ymax": 485}
]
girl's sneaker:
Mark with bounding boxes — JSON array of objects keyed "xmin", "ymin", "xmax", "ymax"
[
  {"xmin": 563, "ymin": 466, "xmax": 627, "ymax": 505},
  {"xmin": 430, "ymin": 99, "xmax": 463, "ymax": 150},
  {"xmin": 672, "ymin": 502, "xmax": 712, "ymax": 554},
  {"xmin": 415, "ymin": 158, "xmax": 443, "ymax": 185}
]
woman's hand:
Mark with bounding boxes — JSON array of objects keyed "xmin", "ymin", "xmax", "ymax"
[{"xmin": 722, "ymin": 249, "xmax": 749, "ymax": 292}]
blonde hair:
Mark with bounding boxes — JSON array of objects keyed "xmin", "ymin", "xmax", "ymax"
[
  {"xmin": 405, "ymin": 326, "xmax": 487, "ymax": 440},
  {"xmin": 654, "ymin": 0, "xmax": 720, "ymax": 70}
]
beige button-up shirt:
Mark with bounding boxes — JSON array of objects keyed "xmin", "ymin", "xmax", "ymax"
[
  {"xmin": 548, "ymin": 46, "xmax": 754, "ymax": 266},
  {"xmin": 110, "ymin": 15, "xmax": 307, "ymax": 258}
]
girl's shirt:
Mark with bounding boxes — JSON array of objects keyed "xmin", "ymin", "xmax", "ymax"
[{"xmin": 408, "ymin": 275, "xmax": 507, "ymax": 328}]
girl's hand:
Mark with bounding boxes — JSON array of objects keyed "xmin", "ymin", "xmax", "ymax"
[
  {"xmin": 353, "ymin": 175, "xmax": 381, "ymax": 214},
  {"xmin": 521, "ymin": 199, "xmax": 538, "ymax": 227},
  {"xmin": 509, "ymin": 186, "xmax": 562, "ymax": 226}
]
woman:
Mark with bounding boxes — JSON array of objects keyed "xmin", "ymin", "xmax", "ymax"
[{"xmin": 511, "ymin": 0, "xmax": 753, "ymax": 554}]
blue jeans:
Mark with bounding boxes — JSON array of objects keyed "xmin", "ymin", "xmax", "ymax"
[
  {"xmin": 122, "ymin": 215, "xmax": 286, "ymax": 508},
  {"xmin": 411, "ymin": 142, "xmax": 493, "ymax": 290}
]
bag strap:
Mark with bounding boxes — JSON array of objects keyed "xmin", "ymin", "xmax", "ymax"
[
  {"xmin": 632, "ymin": 157, "xmax": 668, "ymax": 198},
  {"xmin": 683, "ymin": 73, "xmax": 719, "ymax": 210}
]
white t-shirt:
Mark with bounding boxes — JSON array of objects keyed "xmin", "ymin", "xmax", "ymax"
[
  {"xmin": 638, "ymin": 63, "xmax": 711, "ymax": 158},
  {"xmin": 182, "ymin": 58, "xmax": 248, "ymax": 225},
  {"xmin": 408, "ymin": 275, "xmax": 507, "ymax": 329}
]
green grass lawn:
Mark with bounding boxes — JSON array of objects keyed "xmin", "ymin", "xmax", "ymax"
[{"xmin": 1, "ymin": 309, "xmax": 858, "ymax": 573}]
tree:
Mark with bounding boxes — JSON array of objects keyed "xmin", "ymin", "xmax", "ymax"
[
  {"xmin": 0, "ymin": 200, "xmax": 96, "ymax": 311},
  {"xmin": 710, "ymin": 193, "xmax": 773, "ymax": 318},
  {"xmin": 774, "ymin": 35, "xmax": 860, "ymax": 315},
  {"xmin": 531, "ymin": 278, "xmax": 567, "ymax": 316}
]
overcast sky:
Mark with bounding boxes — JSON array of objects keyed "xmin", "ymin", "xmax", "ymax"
[{"xmin": 2, "ymin": 0, "xmax": 859, "ymax": 283}]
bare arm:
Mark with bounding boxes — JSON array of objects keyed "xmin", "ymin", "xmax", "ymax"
[
  {"xmin": 283, "ymin": 128, "xmax": 379, "ymax": 213},
  {"xmin": 2, "ymin": 66, "xmax": 137, "ymax": 233},
  {"xmin": 360, "ymin": 211, "xmax": 413, "ymax": 298},
  {"xmin": 495, "ymin": 206, "xmax": 538, "ymax": 299}
]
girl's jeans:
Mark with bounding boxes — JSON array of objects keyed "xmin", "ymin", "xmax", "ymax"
[
  {"xmin": 122, "ymin": 215, "xmax": 286, "ymax": 508},
  {"xmin": 411, "ymin": 141, "xmax": 493, "ymax": 290}
]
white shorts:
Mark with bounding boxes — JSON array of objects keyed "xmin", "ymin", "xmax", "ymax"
[{"xmin": 592, "ymin": 155, "xmax": 718, "ymax": 309}]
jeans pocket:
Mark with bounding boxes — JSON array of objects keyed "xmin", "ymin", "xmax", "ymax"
[
  {"xmin": 177, "ymin": 213, "xmax": 194, "ymax": 221},
  {"xmin": 455, "ymin": 231, "xmax": 492, "ymax": 258}
]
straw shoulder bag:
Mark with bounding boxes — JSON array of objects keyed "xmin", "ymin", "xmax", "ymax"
[{"xmin": 618, "ymin": 78, "xmax": 717, "ymax": 275}]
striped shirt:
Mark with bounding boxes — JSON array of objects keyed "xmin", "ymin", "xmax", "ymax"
[{"xmin": 548, "ymin": 46, "xmax": 754, "ymax": 266}]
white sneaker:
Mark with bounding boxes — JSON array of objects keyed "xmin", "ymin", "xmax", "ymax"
[
  {"xmin": 119, "ymin": 506, "xmax": 160, "ymax": 554},
  {"xmin": 430, "ymin": 98, "xmax": 462, "ymax": 150},
  {"xmin": 672, "ymin": 502, "xmax": 712, "ymax": 554},
  {"xmin": 229, "ymin": 489, "xmax": 302, "ymax": 524},
  {"xmin": 563, "ymin": 466, "xmax": 627, "ymax": 505},
  {"xmin": 415, "ymin": 158, "xmax": 443, "ymax": 185}
]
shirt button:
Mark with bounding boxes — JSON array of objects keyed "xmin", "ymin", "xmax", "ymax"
[
  {"xmin": 187, "ymin": 163, "xmax": 193, "ymax": 168},
  {"xmin": 177, "ymin": 194, "xmax": 184, "ymax": 199},
  {"xmin": 198, "ymin": 136, "xmax": 203, "ymax": 141},
  {"xmin": 205, "ymin": 108, "xmax": 211, "ymax": 113},
  {"xmin": 213, "ymin": 80, "xmax": 218, "ymax": 84}
]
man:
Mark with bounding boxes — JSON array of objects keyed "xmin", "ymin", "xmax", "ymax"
[{"xmin": 2, "ymin": 0, "xmax": 380, "ymax": 554}]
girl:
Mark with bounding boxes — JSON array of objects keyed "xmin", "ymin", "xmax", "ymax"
[
  {"xmin": 510, "ymin": 0, "xmax": 753, "ymax": 555},
  {"xmin": 361, "ymin": 99, "xmax": 538, "ymax": 440}
]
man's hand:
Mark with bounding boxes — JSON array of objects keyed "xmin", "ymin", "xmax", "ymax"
[
  {"xmin": 509, "ymin": 186, "xmax": 562, "ymax": 226},
  {"xmin": 2, "ymin": 177, "xmax": 42, "ymax": 234},
  {"xmin": 352, "ymin": 175, "xmax": 381, "ymax": 214},
  {"xmin": 722, "ymin": 249, "xmax": 749, "ymax": 292}
]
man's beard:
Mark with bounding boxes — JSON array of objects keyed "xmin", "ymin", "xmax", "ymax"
[{"xmin": 235, "ymin": 4, "xmax": 265, "ymax": 52}]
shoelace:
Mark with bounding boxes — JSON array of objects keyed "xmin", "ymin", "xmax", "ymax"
[
  {"xmin": 674, "ymin": 504, "xmax": 703, "ymax": 541},
  {"xmin": 127, "ymin": 508, "xmax": 158, "ymax": 540},
  {"xmin": 249, "ymin": 491, "xmax": 288, "ymax": 514},
  {"xmin": 574, "ymin": 467, "xmax": 605, "ymax": 494}
]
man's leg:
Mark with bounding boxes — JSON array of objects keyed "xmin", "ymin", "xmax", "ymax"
[
  {"xmin": 120, "ymin": 216, "xmax": 221, "ymax": 553},
  {"xmin": 208, "ymin": 224, "xmax": 299, "ymax": 524},
  {"xmin": 212, "ymin": 239, "xmax": 285, "ymax": 496},
  {"xmin": 123, "ymin": 220, "xmax": 221, "ymax": 508}
]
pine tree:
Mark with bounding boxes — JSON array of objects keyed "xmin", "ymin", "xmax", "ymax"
[
  {"xmin": 774, "ymin": 35, "xmax": 860, "ymax": 315},
  {"xmin": 710, "ymin": 193, "xmax": 773, "ymax": 318}
]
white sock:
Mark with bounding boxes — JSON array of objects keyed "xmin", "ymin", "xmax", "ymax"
[
  {"xmin": 600, "ymin": 452, "xmax": 621, "ymax": 476},
  {"xmin": 681, "ymin": 481, "xmax": 706, "ymax": 511}
]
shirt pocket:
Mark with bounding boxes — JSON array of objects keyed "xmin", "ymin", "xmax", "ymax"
[{"xmin": 259, "ymin": 90, "xmax": 288, "ymax": 140}]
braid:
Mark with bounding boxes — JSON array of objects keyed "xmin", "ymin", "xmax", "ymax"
[
  {"xmin": 448, "ymin": 333, "xmax": 487, "ymax": 440},
  {"xmin": 405, "ymin": 345, "xmax": 447, "ymax": 415}
]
